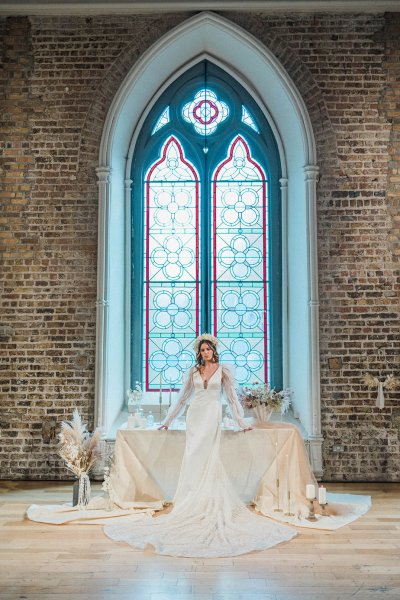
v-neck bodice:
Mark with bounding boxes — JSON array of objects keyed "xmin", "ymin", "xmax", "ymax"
[
  {"xmin": 199, "ymin": 365, "xmax": 221, "ymax": 389},
  {"xmin": 193, "ymin": 365, "xmax": 222, "ymax": 393}
]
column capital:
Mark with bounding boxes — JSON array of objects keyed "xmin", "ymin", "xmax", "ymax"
[
  {"xmin": 96, "ymin": 299, "xmax": 110, "ymax": 307},
  {"xmin": 96, "ymin": 165, "xmax": 112, "ymax": 183},
  {"xmin": 308, "ymin": 300, "xmax": 320, "ymax": 307},
  {"xmin": 303, "ymin": 165, "xmax": 319, "ymax": 181},
  {"xmin": 279, "ymin": 177, "xmax": 288, "ymax": 189}
]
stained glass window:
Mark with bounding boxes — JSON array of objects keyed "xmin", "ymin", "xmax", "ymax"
[
  {"xmin": 241, "ymin": 106, "xmax": 259, "ymax": 133},
  {"xmin": 132, "ymin": 61, "xmax": 282, "ymax": 394},
  {"xmin": 151, "ymin": 106, "xmax": 170, "ymax": 135},
  {"xmin": 144, "ymin": 136, "xmax": 200, "ymax": 389},
  {"xmin": 182, "ymin": 89, "xmax": 229, "ymax": 136},
  {"xmin": 212, "ymin": 136, "xmax": 268, "ymax": 385}
]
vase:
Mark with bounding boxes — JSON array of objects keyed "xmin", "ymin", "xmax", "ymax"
[
  {"xmin": 253, "ymin": 405, "xmax": 273, "ymax": 422},
  {"xmin": 72, "ymin": 479, "xmax": 79, "ymax": 506},
  {"xmin": 77, "ymin": 472, "xmax": 91, "ymax": 510}
]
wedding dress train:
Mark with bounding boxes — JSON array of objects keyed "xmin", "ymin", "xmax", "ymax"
[{"xmin": 104, "ymin": 365, "xmax": 296, "ymax": 557}]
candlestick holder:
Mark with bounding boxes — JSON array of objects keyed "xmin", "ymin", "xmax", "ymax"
[
  {"xmin": 159, "ymin": 388, "xmax": 163, "ymax": 424},
  {"xmin": 306, "ymin": 498, "xmax": 317, "ymax": 521},
  {"xmin": 274, "ymin": 478, "xmax": 283, "ymax": 512},
  {"xmin": 284, "ymin": 490, "xmax": 295, "ymax": 517},
  {"xmin": 320, "ymin": 502, "xmax": 329, "ymax": 516}
]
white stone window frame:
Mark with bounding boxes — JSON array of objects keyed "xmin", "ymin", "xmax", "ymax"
[{"xmin": 95, "ymin": 12, "xmax": 323, "ymax": 475}]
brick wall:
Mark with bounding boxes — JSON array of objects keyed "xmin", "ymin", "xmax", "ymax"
[{"xmin": 0, "ymin": 12, "xmax": 399, "ymax": 480}]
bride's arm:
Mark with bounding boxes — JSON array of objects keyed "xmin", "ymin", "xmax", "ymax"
[
  {"xmin": 159, "ymin": 368, "xmax": 195, "ymax": 428},
  {"xmin": 221, "ymin": 365, "xmax": 252, "ymax": 431}
]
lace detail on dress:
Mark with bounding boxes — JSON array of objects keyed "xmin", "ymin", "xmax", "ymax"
[
  {"xmin": 104, "ymin": 485, "xmax": 296, "ymax": 557},
  {"xmin": 161, "ymin": 367, "xmax": 195, "ymax": 427},
  {"xmin": 104, "ymin": 362, "xmax": 296, "ymax": 557},
  {"xmin": 221, "ymin": 364, "xmax": 248, "ymax": 429}
]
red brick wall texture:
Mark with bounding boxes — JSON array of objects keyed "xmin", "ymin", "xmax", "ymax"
[{"xmin": 0, "ymin": 13, "xmax": 399, "ymax": 480}]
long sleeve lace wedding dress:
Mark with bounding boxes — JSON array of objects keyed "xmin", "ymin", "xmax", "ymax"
[{"xmin": 104, "ymin": 364, "xmax": 296, "ymax": 557}]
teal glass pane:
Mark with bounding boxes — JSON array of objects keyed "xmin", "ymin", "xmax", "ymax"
[
  {"xmin": 144, "ymin": 136, "xmax": 199, "ymax": 389},
  {"xmin": 211, "ymin": 135, "xmax": 269, "ymax": 385},
  {"xmin": 152, "ymin": 106, "xmax": 170, "ymax": 135},
  {"xmin": 241, "ymin": 105, "xmax": 259, "ymax": 133}
]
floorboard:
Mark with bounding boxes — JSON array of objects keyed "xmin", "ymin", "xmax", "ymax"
[{"xmin": 0, "ymin": 481, "xmax": 399, "ymax": 600}]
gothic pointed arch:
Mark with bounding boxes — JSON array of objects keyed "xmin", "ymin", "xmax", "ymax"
[{"xmin": 95, "ymin": 11, "xmax": 323, "ymax": 475}]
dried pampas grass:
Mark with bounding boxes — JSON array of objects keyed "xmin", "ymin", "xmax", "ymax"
[{"xmin": 58, "ymin": 409, "xmax": 101, "ymax": 477}]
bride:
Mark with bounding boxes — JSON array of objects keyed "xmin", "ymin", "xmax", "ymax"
[{"xmin": 104, "ymin": 334, "xmax": 296, "ymax": 557}]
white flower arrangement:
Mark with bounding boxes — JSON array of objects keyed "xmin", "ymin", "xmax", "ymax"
[
  {"xmin": 239, "ymin": 383, "xmax": 291, "ymax": 413},
  {"xmin": 57, "ymin": 409, "xmax": 101, "ymax": 478},
  {"xmin": 127, "ymin": 381, "xmax": 143, "ymax": 412},
  {"xmin": 193, "ymin": 333, "xmax": 219, "ymax": 353}
]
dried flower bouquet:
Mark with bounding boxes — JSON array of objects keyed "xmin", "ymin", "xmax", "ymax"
[
  {"xmin": 239, "ymin": 383, "xmax": 291, "ymax": 422},
  {"xmin": 58, "ymin": 409, "xmax": 101, "ymax": 508}
]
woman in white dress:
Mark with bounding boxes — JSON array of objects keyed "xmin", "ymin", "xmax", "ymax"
[{"xmin": 104, "ymin": 334, "xmax": 296, "ymax": 557}]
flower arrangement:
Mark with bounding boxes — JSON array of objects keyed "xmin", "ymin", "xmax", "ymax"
[
  {"xmin": 57, "ymin": 409, "xmax": 101, "ymax": 508},
  {"xmin": 193, "ymin": 333, "xmax": 219, "ymax": 353},
  {"xmin": 127, "ymin": 381, "xmax": 143, "ymax": 412},
  {"xmin": 58, "ymin": 409, "xmax": 101, "ymax": 476},
  {"xmin": 361, "ymin": 372, "xmax": 400, "ymax": 410},
  {"xmin": 384, "ymin": 374, "xmax": 400, "ymax": 391},
  {"xmin": 239, "ymin": 383, "xmax": 291, "ymax": 412},
  {"xmin": 361, "ymin": 373, "xmax": 400, "ymax": 390}
]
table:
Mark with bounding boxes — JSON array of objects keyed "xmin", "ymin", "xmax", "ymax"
[
  {"xmin": 109, "ymin": 423, "xmax": 317, "ymax": 519},
  {"xmin": 26, "ymin": 423, "xmax": 371, "ymax": 531}
]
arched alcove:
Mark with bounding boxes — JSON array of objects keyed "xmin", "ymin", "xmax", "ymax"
[{"xmin": 95, "ymin": 11, "xmax": 323, "ymax": 475}]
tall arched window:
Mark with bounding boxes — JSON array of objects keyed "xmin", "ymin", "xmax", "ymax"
[{"xmin": 131, "ymin": 61, "xmax": 282, "ymax": 395}]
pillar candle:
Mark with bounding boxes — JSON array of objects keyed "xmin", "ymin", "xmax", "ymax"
[
  {"xmin": 318, "ymin": 485, "xmax": 327, "ymax": 505},
  {"xmin": 306, "ymin": 484, "xmax": 316, "ymax": 500}
]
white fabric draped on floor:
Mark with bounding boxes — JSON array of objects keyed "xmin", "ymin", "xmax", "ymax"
[{"xmin": 27, "ymin": 423, "xmax": 371, "ymax": 532}]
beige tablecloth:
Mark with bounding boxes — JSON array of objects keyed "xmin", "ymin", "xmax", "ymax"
[
  {"xmin": 110, "ymin": 424, "xmax": 316, "ymax": 515},
  {"xmin": 27, "ymin": 423, "xmax": 371, "ymax": 530}
]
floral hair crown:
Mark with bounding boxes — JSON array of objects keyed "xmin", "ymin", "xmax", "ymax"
[{"xmin": 193, "ymin": 334, "xmax": 219, "ymax": 353}]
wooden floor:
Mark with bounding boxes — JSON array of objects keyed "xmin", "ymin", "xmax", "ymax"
[{"xmin": 0, "ymin": 482, "xmax": 399, "ymax": 600}]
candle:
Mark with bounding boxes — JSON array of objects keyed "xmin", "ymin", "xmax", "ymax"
[
  {"xmin": 318, "ymin": 485, "xmax": 327, "ymax": 505},
  {"xmin": 169, "ymin": 383, "xmax": 172, "ymax": 408},
  {"xmin": 275, "ymin": 440, "xmax": 278, "ymax": 479},
  {"xmin": 306, "ymin": 484, "xmax": 316, "ymax": 500}
]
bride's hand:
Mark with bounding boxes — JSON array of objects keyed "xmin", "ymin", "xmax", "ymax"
[{"xmin": 158, "ymin": 425, "xmax": 168, "ymax": 430}]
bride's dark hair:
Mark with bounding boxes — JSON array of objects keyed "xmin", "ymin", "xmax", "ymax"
[{"xmin": 195, "ymin": 340, "xmax": 219, "ymax": 370}]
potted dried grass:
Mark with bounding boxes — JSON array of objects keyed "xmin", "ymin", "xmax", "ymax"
[{"xmin": 57, "ymin": 409, "xmax": 101, "ymax": 510}]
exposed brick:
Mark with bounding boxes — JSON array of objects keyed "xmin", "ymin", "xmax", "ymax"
[{"xmin": 0, "ymin": 12, "xmax": 399, "ymax": 481}]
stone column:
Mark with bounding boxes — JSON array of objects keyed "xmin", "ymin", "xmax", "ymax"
[{"xmin": 95, "ymin": 166, "xmax": 112, "ymax": 433}]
